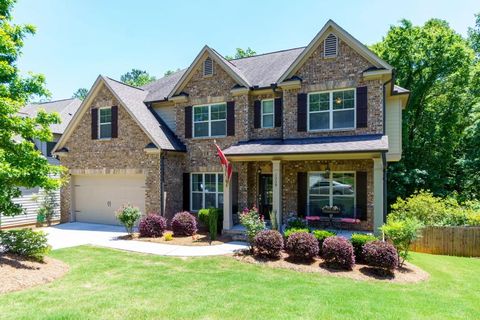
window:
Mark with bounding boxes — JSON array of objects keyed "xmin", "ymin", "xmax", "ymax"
[
  {"xmin": 98, "ymin": 107, "xmax": 112, "ymax": 139},
  {"xmin": 46, "ymin": 141, "xmax": 57, "ymax": 157},
  {"xmin": 203, "ymin": 57, "xmax": 213, "ymax": 76},
  {"xmin": 261, "ymin": 99, "xmax": 274, "ymax": 128},
  {"xmin": 308, "ymin": 172, "xmax": 355, "ymax": 217},
  {"xmin": 324, "ymin": 33, "xmax": 338, "ymax": 57},
  {"xmin": 308, "ymin": 89, "xmax": 355, "ymax": 131},
  {"xmin": 193, "ymin": 103, "xmax": 226, "ymax": 138},
  {"xmin": 191, "ymin": 173, "xmax": 224, "ymax": 211}
]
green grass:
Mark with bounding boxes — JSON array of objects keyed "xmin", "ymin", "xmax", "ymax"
[{"xmin": 0, "ymin": 246, "xmax": 479, "ymax": 320}]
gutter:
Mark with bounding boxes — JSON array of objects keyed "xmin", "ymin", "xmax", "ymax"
[{"xmin": 382, "ymin": 151, "xmax": 388, "ymax": 223}]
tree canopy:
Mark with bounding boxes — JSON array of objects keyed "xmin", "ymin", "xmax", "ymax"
[
  {"xmin": 225, "ymin": 47, "xmax": 256, "ymax": 60},
  {"xmin": 0, "ymin": 0, "xmax": 63, "ymax": 218},
  {"xmin": 72, "ymin": 87, "xmax": 88, "ymax": 100},
  {"xmin": 120, "ymin": 69, "xmax": 156, "ymax": 87},
  {"xmin": 371, "ymin": 18, "xmax": 480, "ymax": 205}
]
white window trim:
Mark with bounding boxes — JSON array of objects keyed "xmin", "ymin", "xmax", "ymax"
[
  {"xmin": 260, "ymin": 99, "xmax": 275, "ymax": 129},
  {"xmin": 307, "ymin": 88, "xmax": 356, "ymax": 132},
  {"xmin": 192, "ymin": 103, "xmax": 227, "ymax": 138},
  {"xmin": 190, "ymin": 172, "xmax": 224, "ymax": 212},
  {"xmin": 307, "ymin": 171, "xmax": 356, "ymax": 215},
  {"xmin": 98, "ymin": 106, "xmax": 112, "ymax": 140}
]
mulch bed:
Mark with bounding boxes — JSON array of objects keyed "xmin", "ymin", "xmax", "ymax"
[
  {"xmin": 234, "ymin": 251, "xmax": 429, "ymax": 283},
  {"xmin": 119, "ymin": 230, "xmax": 233, "ymax": 246},
  {"xmin": 0, "ymin": 254, "xmax": 69, "ymax": 294}
]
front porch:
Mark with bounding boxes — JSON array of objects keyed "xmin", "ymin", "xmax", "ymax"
[{"xmin": 222, "ymin": 156, "xmax": 386, "ymax": 235}]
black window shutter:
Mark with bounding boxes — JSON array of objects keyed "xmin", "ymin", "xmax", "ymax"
[
  {"xmin": 91, "ymin": 108, "xmax": 98, "ymax": 140},
  {"xmin": 185, "ymin": 106, "xmax": 192, "ymax": 139},
  {"xmin": 227, "ymin": 101, "xmax": 235, "ymax": 136},
  {"xmin": 111, "ymin": 106, "xmax": 118, "ymax": 138},
  {"xmin": 297, "ymin": 93, "xmax": 307, "ymax": 132},
  {"xmin": 183, "ymin": 173, "xmax": 190, "ymax": 211},
  {"xmin": 356, "ymin": 86, "xmax": 368, "ymax": 128},
  {"xmin": 274, "ymin": 98, "xmax": 283, "ymax": 127},
  {"xmin": 297, "ymin": 172, "xmax": 308, "ymax": 217},
  {"xmin": 253, "ymin": 100, "xmax": 261, "ymax": 129},
  {"xmin": 231, "ymin": 172, "xmax": 238, "ymax": 217},
  {"xmin": 356, "ymin": 171, "xmax": 368, "ymax": 220}
]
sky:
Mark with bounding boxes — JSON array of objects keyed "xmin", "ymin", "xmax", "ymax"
[{"xmin": 13, "ymin": 0, "xmax": 480, "ymax": 100}]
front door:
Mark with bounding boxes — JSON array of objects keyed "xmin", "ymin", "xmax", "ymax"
[{"xmin": 259, "ymin": 174, "xmax": 273, "ymax": 219}]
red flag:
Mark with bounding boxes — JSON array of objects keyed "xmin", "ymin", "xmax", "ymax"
[
  {"xmin": 215, "ymin": 143, "xmax": 228, "ymax": 167},
  {"xmin": 226, "ymin": 163, "xmax": 233, "ymax": 183},
  {"xmin": 214, "ymin": 142, "xmax": 232, "ymax": 184}
]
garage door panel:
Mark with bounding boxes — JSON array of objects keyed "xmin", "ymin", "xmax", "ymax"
[{"xmin": 73, "ymin": 174, "xmax": 146, "ymax": 225}]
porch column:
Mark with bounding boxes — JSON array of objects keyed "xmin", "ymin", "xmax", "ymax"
[
  {"xmin": 272, "ymin": 160, "xmax": 282, "ymax": 229},
  {"xmin": 223, "ymin": 174, "xmax": 233, "ymax": 230},
  {"xmin": 373, "ymin": 157, "xmax": 384, "ymax": 235}
]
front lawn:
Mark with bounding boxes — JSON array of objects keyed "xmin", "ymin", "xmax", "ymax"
[{"xmin": 0, "ymin": 247, "xmax": 478, "ymax": 320}]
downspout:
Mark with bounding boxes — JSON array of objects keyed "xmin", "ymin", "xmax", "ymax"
[
  {"xmin": 382, "ymin": 152, "xmax": 388, "ymax": 224},
  {"xmin": 160, "ymin": 152, "xmax": 165, "ymax": 216}
]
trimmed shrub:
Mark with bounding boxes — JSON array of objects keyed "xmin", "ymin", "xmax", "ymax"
[
  {"xmin": 286, "ymin": 217, "xmax": 308, "ymax": 229},
  {"xmin": 284, "ymin": 228, "xmax": 309, "ymax": 238},
  {"xmin": 164, "ymin": 232, "xmax": 173, "ymax": 241},
  {"xmin": 380, "ymin": 217, "xmax": 423, "ymax": 266},
  {"xmin": 253, "ymin": 230, "xmax": 284, "ymax": 258},
  {"xmin": 0, "ymin": 229, "xmax": 51, "ymax": 262},
  {"xmin": 285, "ymin": 232, "xmax": 319, "ymax": 261},
  {"xmin": 312, "ymin": 230, "xmax": 336, "ymax": 252},
  {"xmin": 139, "ymin": 214, "xmax": 167, "ymax": 238},
  {"xmin": 208, "ymin": 208, "xmax": 219, "ymax": 241},
  {"xmin": 363, "ymin": 241, "xmax": 398, "ymax": 273},
  {"xmin": 171, "ymin": 211, "xmax": 197, "ymax": 236},
  {"xmin": 198, "ymin": 209, "xmax": 210, "ymax": 226},
  {"xmin": 116, "ymin": 204, "xmax": 141, "ymax": 235},
  {"xmin": 322, "ymin": 236, "xmax": 355, "ymax": 270},
  {"xmin": 350, "ymin": 233, "xmax": 377, "ymax": 262}
]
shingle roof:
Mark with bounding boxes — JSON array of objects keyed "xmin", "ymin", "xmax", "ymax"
[
  {"xmin": 223, "ymin": 134, "xmax": 389, "ymax": 156},
  {"xmin": 20, "ymin": 98, "xmax": 82, "ymax": 134},
  {"xmin": 142, "ymin": 69, "xmax": 187, "ymax": 102},
  {"xmin": 103, "ymin": 76, "xmax": 185, "ymax": 151}
]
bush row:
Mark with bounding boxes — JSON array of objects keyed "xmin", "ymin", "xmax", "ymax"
[{"xmin": 138, "ymin": 211, "xmax": 198, "ymax": 237}]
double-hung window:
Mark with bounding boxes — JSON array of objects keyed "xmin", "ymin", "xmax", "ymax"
[
  {"xmin": 193, "ymin": 103, "xmax": 226, "ymax": 138},
  {"xmin": 308, "ymin": 172, "xmax": 356, "ymax": 217},
  {"xmin": 99, "ymin": 107, "xmax": 112, "ymax": 139},
  {"xmin": 261, "ymin": 99, "xmax": 274, "ymax": 128},
  {"xmin": 191, "ymin": 173, "xmax": 224, "ymax": 211},
  {"xmin": 308, "ymin": 89, "xmax": 355, "ymax": 131}
]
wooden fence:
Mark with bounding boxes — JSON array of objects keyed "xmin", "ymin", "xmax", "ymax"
[{"xmin": 411, "ymin": 226, "xmax": 480, "ymax": 257}]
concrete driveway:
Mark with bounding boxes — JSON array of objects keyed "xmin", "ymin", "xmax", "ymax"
[{"xmin": 43, "ymin": 222, "xmax": 248, "ymax": 257}]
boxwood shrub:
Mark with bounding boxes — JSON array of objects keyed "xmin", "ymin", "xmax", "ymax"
[
  {"xmin": 363, "ymin": 240, "xmax": 398, "ymax": 273},
  {"xmin": 350, "ymin": 233, "xmax": 377, "ymax": 262},
  {"xmin": 171, "ymin": 211, "xmax": 197, "ymax": 236},
  {"xmin": 285, "ymin": 232, "xmax": 319, "ymax": 261},
  {"xmin": 322, "ymin": 236, "xmax": 355, "ymax": 270},
  {"xmin": 284, "ymin": 228, "xmax": 309, "ymax": 238},
  {"xmin": 253, "ymin": 230, "xmax": 284, "ymax": 258},
  {"xmin": 0, "ymin": 229, "xmax": 51, "ymax": 262},
  {"xmin": 312, "ymin": 230, "xmax": 336, "ymax": 253},
  {"xmin": 139, "ymin": 214, "xmax": 167, "ymax": 238}
]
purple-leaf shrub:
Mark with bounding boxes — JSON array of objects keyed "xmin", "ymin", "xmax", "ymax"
[
  {"xmin": 322, "ymin": 236, "xmax": 355, "ymax": 270},
  {"xmin": 171, "ymin": 211, "xmax": 197, "ymax": 236},
  {"xmin": 285, "ymin": 232, "xmax": 319, "ymax": 261},
  {"xmin": 362, "ymin": 240, "xmax": 399, "ymax": 273},
  {"xmin": 253, "ymin": 230, "xmax": 284, "ymax": 259},
  {"xmin": 139, "ymin": 213, "xmax": 167, "ymax": 238}
]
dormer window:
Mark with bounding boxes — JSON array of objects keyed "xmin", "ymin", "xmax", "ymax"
[
  {"xmin": 203, "ymin": 57, "xmax": 213, "ymax": 76},
  {"xmin": 324, "ymin": 33, "xmax": 338, "ymax": 58}
]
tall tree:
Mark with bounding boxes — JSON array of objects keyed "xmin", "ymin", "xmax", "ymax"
[
  {"xmin": 371, "ymin": 19, "xmax": 479, "ymax": 205},
  {"xmin": 120, "ymin": 69, "xmax": 156, "ymax": 87},
  {"xmin": 164, "ymin": 68, "xmax": 181, "ymax": 76},
  {"xmin": 0, "ymin": 0, "xmax": 63, "ymax": 218},
  {"xmin": 72, "ymin": 87, "xmax": 88, "ymax": 100},
  {"xmin": 225, "ymin": 47, "xmax": 256, "ymax": 60}
]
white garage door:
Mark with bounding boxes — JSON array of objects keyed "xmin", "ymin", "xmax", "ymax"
[{"xmin": 73, "ymin": 174, "xmax": 146, "ymax": 225}]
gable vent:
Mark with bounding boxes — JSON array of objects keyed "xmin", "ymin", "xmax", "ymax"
[
  {"xmin": 324, "ymin": 33, "xmax": 338, "ymax": 58},
  {"xmin": 203, "ymin": 57, "xmax": 213, "ymax": 76}
]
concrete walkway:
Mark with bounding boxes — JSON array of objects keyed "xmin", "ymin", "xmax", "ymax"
[{"xmin": 43, "ymin": 222, "xmax": 248, "ymax": 257}]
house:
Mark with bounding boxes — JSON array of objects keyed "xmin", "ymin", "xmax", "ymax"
[
  {"xmin": 0, "ymin": 98, "xmax": 82, "ymax": 228},
  {"xmin": 52, "ymin": 20, "xmax": 409, "ymax": 233}
]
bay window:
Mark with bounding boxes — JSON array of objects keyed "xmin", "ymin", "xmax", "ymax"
[
  {"xmin": 191, "ymin": 173, "xmax": 224, "ymax": 211},
  {"xmin": 193, "ymin": 103, "xmax": 226, "ymax": 138},
  {"xmin": 308, "ymin": 172, "xmax": 355, "ymax": 217},
  {"xmin": 308, "ymin": 89, "xmax": 355, "ymax": 131}
]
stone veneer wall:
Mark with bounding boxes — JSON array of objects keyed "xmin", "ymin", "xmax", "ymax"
[
  {"xmin": 283, "ymin": 39, "xmax": 384, "ymax": 139},
  {"xmin": 59, "ymin": 84, "xmax": 164, "ymax": 222},
  {"xmin": 282, "ymin": 159, "xmax": 374, "ymax": 231}
]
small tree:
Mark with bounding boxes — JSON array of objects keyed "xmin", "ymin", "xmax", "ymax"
[
  {"xmin": 380, "ymin": 217, "xmax": 423, "ymax": 266},
  {"xmin": 239, "ymin": 207, "xmax": 265, "ymax": 249},
  {"xmin": 116, "ymin": 204, "xmax": 141, "ymax": 235},
  {"xmin": 37, "ymin": 189, "xmax": 58, "ymax": 226}
]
